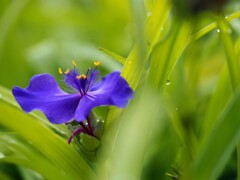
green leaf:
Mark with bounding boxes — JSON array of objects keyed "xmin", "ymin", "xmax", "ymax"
[
  {"xmin": 80, "ymin": 133, "xmax": 100, "ymax": 152},
  {"xmin": 201, "ymin": 66, "xmax": 232, "ymax": 140},
  {"xmin": 105, "ymin": 0, "xmax": 171, "ymax": 128},
  {"xmin": 190, "ymin": 11, "xmax": 240, "ymax": 42},
  {"xmin": 0, "ymin": 85, "xmax": 67, "ymax": 137},
  {"xmin": 147, "ymin": 19, "xmax": 192, "ymax": 92},
  {"xmin": 0, "ymin": 134, "xmax": 66, "ymax": 180},
  {"xmin": 98, "ymin": 88, "xmax": 167, "ymax": 180},
  {"xmin": 191, "ymin": 91, "xmax": 240, "ymax": 179},
  {"xmin": 99, "ymin": 47, "xmax": 126, "ymax": 64},
  {"xmin": 0, "ymin": 86, "xmax": 97, "ymax": 179}
]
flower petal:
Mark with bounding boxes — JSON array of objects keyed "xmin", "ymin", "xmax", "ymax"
[
  {"xmin": 12, "ymin": 74, "xmax": 81, "ymax": 124},
  {"xmin": 75, "ymin": 72, "xmax": 134, "ymax": 121}
]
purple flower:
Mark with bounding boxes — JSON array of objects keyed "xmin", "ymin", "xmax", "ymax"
[{"xmin": 12, "ymin": 61, "xmax": 134, "ymax": 124}]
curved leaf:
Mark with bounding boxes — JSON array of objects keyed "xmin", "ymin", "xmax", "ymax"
[{"xmin": 0, "ymin": 86, "xmax": 97, "ymax": 179}]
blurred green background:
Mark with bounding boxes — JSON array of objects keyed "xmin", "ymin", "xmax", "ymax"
[
  {"xmin": 1, "ymin": 0, "xmax": 240, "ymax": 180},
  {"xmin": 0, "ymin": 0, "xmax": 134, "ymax": 89}
]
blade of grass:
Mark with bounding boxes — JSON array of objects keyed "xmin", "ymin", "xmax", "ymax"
[
  {"xmin": 99, "ymin": 88, "xmax": 166, "ymax": 180},
  {"xmin": 191, "ymin": 91, "xmax": 240, "ymax": 179},
  {"xmin": 147, "ymin": 19, "xmax": 192, "ymax": 92},
  {"xmin": 0, "ymin": 134, "xmax": 67, "ymax": 180},
  {"xmin": 105, "ymin": 0, "xmax": 171, "ymax": 128},
  {"xmin": 216, "ymin": 14, "xmax": 240, "ymax": 180},
  {"xmin": 216, "ymin": 15, "xmax": 240, "ymax": 91},
  {"xmin": 0, "ymin": 85, "xmax": 67, "ymax": 137},
  {"xmin": 0, "ymin": 88, "xmax": 97, "ymax": 180},
  {"xmin": 201, "ymin": 65, "xmax": 231, "ymax": 141},
  {"xmin": 190, "ymin": 11, "xmax": 240, "ymax": 42},
  {"xmin": 99, "ymin": 47, "xmax": 126, "ymax": 64}
]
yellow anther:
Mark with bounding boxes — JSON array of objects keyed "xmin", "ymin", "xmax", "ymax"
[
  {"xmin": 72, "ymin": 60, "xmax": 77, "ymax": 66},
  {"xmin": 64, "ymin": 69, "xmax": 70, "ymax": 75},
  {"xmin": 76, "ymin": 75, "xmax": 82, "ymax": 80},
  {"xmin": 58, "ymin": 68, "xmax": 63, "ymax": 75},
  {"xmin": 81, "ymin": 74, "xmax": 87, "ymax": 79},
  {"xmin": 76, "ymin": 74, "xmax": 87, "ymax": 80},
  {"xmin": 94, "ymin": 61, "xmax": 101, "ymax": 67}
]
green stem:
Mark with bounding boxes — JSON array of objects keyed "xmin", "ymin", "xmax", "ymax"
[
  {"xmin": 190, "ymin": 11, "xmax": 240, "ymax": 42},
  {"xmin": 216, "ymin": 15, "xmax": 240, "ymax": 180},
  {"xmin": 217, "ymin": 16, "xmax": 240, "ymax": 91},
  {"xmin": 86, "ymin": 116, "xmax": 94, "ymax": 135}
]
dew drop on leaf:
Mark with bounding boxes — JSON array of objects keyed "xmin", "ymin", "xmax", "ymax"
[{"xmin": 166, "ymin": 80, "xmax": 171, "ymax": 85}]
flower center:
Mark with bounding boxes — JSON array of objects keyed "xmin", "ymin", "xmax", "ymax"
[
  {"xmin": 58, "ymin": 60, "xmax": 101, "ymax": 96},
  {"xmin": 76, "ymin": 74, "xmax": 87, "ymax": 80}
]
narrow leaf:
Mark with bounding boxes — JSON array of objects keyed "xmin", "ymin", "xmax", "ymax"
[
  {"xmin": 99, "ymin": 47, "xmax": 126, "ymax": 64},
  {"xmin": 192, "ymin": 92, "xmax": 240, "ymax": 179},
  {"xmin": 0, "ymin": 86, "xmax": 97, "ymax": 179}
]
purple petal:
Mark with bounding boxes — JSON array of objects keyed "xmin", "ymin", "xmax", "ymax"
[
  {"xmin": 12, "ymin": 74, "xmax": 81, "ymax": 124},
  {"xmin": 74, "ymin": 72, "xmax": 134, "ymax": 121}
]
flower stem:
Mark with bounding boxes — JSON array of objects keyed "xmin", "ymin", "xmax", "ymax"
[
  {"xmin": 86, "ymin": 116, "xmax": 94, "ymax": 135},
  {"xmin": 68, "ymin": 128, "xmax": 86, "ymax": 144},
  {"xmin": 216, "ymin": 14, "xmax": 240, "ymax": 180},
  {"xmin": 79, "ymin": 122, "xmax": 90, "ymax": 133}
]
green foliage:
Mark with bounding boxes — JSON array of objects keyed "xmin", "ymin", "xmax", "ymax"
[
  {"xmin": 192, "ymin": 92, "xmax": 240, "ymax": 179},
  {"xmin": 0, "ymin": 86, "xmax": 96, "ymax": 180}
]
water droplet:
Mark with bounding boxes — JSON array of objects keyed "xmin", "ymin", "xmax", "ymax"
[
  {"xmin": 225, "ymin": 15, "xmax": 228, "ymax": 19},
  {"xmin": 0, "ymin": 152, "xmax": 5, "ymax": 158},
  {"xmin": 216, "ymin": 29, "xmax": 220, "ymax": 33},
  {"xmin": 0, "ymin": 93, "xmax": 2, "ymax": 99},
  {"xmin": 166, "ymin": 80, "xmax": 171, "ymax": 86},
  {"xmin": 146, "ymin": 11, "xmax": 152, "ymax": 17},
  {"xmin": 175, "ymin": 107, "xmax": 178, "ymax": 111},
  {"xmin": 127, "ymin": 61, "xmax": 132, "ymax": 64},
  {"xmin": 160, "ymin": 27, "xmax": 164, "ymax": 31}
]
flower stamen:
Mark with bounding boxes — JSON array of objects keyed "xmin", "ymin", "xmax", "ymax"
[
  {"xmin": 58, "ymin": 68, "xmax": 63, "ymax": 75},
  {"xmin": 94, "ymin": 61, "xmax": 101, "ymax": 67},
  {"xmin": 64, "ymin": 69, "xmax": 70, "ymax": 75},
  {"xmin": 76, "ymin": 74, "xmax": 87, "ymax": 80},
  {"xmin": 81, "ymin": 74, "xmax": 87, "ymax": 79},
  {"xmin": 76, "ymin": 75, "xmax": 81, "ymax": 80},
  {"xmin": 86, "ymin": 67, "xmax": 92, "ymax": 77},
  {"xmin": 72, "ymin": 60, "xmax": 77, "ymax": 67}
]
